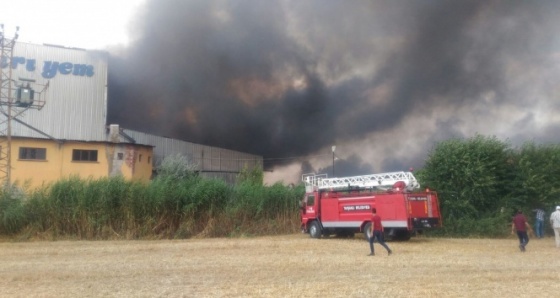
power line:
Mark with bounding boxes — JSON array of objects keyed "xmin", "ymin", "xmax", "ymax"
[
  {"xmin": 262, "ymin": 153, "xmax": 331, "ymax": 162},
  {"xmin": 168, "ymin": 153, "xmax": 331, "ymax": 162}
]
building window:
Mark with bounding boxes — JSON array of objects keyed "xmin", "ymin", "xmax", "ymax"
[
  {"xmin": 139, "ymin": 154, "xmax": 142, "ymax": 162},
  {"xmin": 19, "ymin": 147, "xmax": 47, "ymax": 160},
  {"xmin": 148, "ymin": 156, "xmax": 151, "ymax": 164},
  {"xmin": 72, "ymin": 149, "xmax": 98, "ymax": 162},
  {"xmin": 117, "ymin": 153, "xmax": 124, "ymax": 160}
]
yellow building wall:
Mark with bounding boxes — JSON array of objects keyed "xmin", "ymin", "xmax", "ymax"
[
  {"xmin": 105, "ymin": 143, "xmax": 153, "ymax": 181},
  {"xmin": 6, "ymin": 138, "xmax": 153, "ymax": 189}
]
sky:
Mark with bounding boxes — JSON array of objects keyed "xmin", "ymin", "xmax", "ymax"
[
  {"xmin": 3, "ymin": 1, "xmax": 560, "ymax": 185},
  {"xmin": 1, "ymin": 0, "xmax": 145, "ymax": 49}
]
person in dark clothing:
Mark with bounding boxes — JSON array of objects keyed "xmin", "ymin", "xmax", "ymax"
[
  {"xmin": 368, "ymin": 208, "xmax": 392, "ymax": 256},
  {"xmin": 532, "ymin": 208, "xmax": 545, "ymax": 238},
  {"xmin": 511, "ymin": 210, "xmax": 532, "ymax": 252}
]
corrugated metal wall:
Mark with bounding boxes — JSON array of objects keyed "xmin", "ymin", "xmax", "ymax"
[
  {"xmin": 123, "ymin": 129, "xmax": 263, "ymax": 183},
  {"xmin": 7, "ymin": 42, "xmax": 108, "ymax": 141}
]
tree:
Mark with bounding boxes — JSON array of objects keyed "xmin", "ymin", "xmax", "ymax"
[
  {"xmin": 418, "ymin": 135, "xmax": 514, "ymax": 219},
  {"xmin": 156, "ymin": 154, "xmax": 199, "ymax": 180},
  {"xmin": 237, "ymin": 165, "xmax": 263, "ymax": 185},
  {"xmin": 509, "ymin": 142, "xmax": 560, "ymax": 209}
]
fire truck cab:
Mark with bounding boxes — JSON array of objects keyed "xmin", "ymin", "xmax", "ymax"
[{"xmin": 300, "ymin": 171, "xmax": 442, "ymax": 240}]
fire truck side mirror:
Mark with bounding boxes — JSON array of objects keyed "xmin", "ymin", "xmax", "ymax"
[{"xmin": 299, "ymin": 201, "xmax": 306, "ymax": 214}]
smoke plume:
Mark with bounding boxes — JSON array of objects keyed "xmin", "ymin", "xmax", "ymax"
[{"xmin": 108, "ymin": 0, "xmax": 560, "ymax": 183}]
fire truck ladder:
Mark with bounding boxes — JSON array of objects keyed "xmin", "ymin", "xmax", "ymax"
[{"xmin": 302, "ymin": 171, "xmax": 420, "ymax": 191}]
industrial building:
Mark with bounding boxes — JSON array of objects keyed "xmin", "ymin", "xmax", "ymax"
[{"xmin": 0, "ymin": 39, "xmax": 262, "ymax": 188}]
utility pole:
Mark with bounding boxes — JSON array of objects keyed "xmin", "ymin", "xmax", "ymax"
[
  {"xmin": 0, "ymin": 25, "xmax": 19, "ymax": 187},
  {"xmin": 331, "ymin": 145, "xmax": 336, "ymax": 177},
  {"xmin": 0, "ymin": 26, "xmax": 48, "ymax": 187}
]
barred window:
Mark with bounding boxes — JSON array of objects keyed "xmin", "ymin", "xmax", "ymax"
[
  {"xmin": 72, "ymin": 149, "xmax": 98, "ymax": 162},
  {"xmin": 19, "ymin": 147, "xmax": 47, "ymax": 160}
]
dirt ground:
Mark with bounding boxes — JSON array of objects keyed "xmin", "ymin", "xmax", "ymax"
[{"xmin": 1, "ymin": 234, "xmax": 559, "ymax": 297}]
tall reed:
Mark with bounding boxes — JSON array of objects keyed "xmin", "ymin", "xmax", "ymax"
[{"xmin": 0, "ymin": 175, "xmax": 305, "ymax": 240}]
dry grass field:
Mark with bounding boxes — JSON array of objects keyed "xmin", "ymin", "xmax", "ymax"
[{"xmin": 1, "ymin": 234, "xmax": 559, "ymax": 297}]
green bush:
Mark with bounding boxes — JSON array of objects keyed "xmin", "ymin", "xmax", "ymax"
[
  {"xmin": 0, "ymin": 186, "xmax": 27, "ymax": 234},
  {"xmin": 429, "ymin": 211, "xmax": 511, "ymax": 238}
]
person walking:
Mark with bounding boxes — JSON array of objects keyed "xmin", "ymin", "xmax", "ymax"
[
  {"xmin": 550, "ymin": 206, "xmax": 560, "ymax": 248},
  {"xmin": 368, "ymin": 208, "xmax": 392, "ymax": 256},
  {"xmin": 512, "ymin": 210, "xmax": 532, "ymax": 252},
  {"xmin": 532, "ymin": 207, "xmax": 545, "ymax": 238}
]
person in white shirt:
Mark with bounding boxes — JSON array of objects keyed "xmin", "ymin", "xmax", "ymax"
[{"xmin": 550, "ymin": 206, "xmax": 560, "ymax": 248}]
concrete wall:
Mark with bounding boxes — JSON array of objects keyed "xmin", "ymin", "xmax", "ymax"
[{"xmin": 7, "ymin": 137, "xmax": 152, "ymax": 188}]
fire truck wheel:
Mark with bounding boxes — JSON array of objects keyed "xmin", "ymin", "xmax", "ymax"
[
  {"xmin": 363, "ymin": 223, "xmax": 372, "ymax": 241},
  {"xmin": 309, "ymin": 221, "xmax": 322, "ymax": 239}
]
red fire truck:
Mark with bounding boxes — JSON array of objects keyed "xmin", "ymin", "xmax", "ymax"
[{"xmin": 300, "ymin": 171, "xmax": 442, "ymax": 240}]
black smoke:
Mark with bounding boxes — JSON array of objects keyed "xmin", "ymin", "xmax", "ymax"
[{"xmin": 108, "ymin": 0, "xmax": 560, "ymax": 178}]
